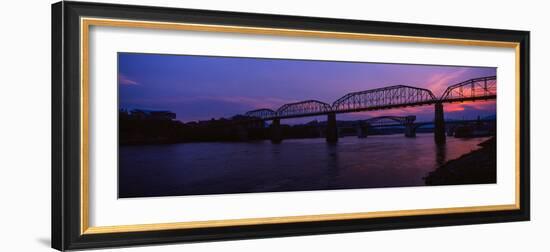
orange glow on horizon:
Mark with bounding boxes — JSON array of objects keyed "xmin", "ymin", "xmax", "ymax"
[{"xmin": 444, "ymin": 100, "xmax": 495, "ymax": 113}]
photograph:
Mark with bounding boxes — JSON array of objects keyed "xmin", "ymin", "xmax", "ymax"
[
  {"xmin": 118, "ymin": 53, "xmax": 497, "ymax": 198},
  {"xmin": 43, "ymin": 1, "xmax": 534, "ymax": 251}
]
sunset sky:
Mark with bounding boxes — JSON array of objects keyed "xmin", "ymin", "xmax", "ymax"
[{"xmin": 118, "ymin": 53, "xmax": 496, "ymax": 123}]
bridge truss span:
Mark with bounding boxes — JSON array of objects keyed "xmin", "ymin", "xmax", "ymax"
[
  {"xmin": 365, "ymin": 115, "xmax": 417, "ymax": 126},
  {"xmin": 332, "ymin": 85, "xmax": 437, "ymax": 113},
  {"xmin": 276, "ymin": 100, "xmax": 332, "ymax": 119},
  {"xmin": 244, "ymin": 108, "xmax": 276, "ymax": 120},
  {"xmin": 440, "ymin": 76, "xmax": 496, "ymax": 102}
]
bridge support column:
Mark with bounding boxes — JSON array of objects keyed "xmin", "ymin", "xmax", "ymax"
[
  {"xmin": 257, "ymin": 120, "xmax": 266, "ymax": 129},
  {"xmin": 434, "ymin": 102, "xmax": 446, "ymax": 143},
  {"xmin": 357, "ymin": 125, "xmax": 367, "ymax": 138},
  {"xmin": 270, "ymin": 118, "xmax": 283, "ymax": 144},
  {"xmin": 326, "ymin": 113, "xmax": 338, "ymax": 143},
  {"xmin": 404, "ymin": 124, "xmax": 416, "ymax": 137}
]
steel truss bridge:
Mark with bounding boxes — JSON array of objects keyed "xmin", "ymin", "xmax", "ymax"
[
  {"xmin": 245, "ymin": 76, "xmax": 496, "ymax": 120},
  {"xmin": 242, "ymin": 76, "xmax": 496, "ymax": 143},
  {"xmin": 362, "ymin": 116, "xmax": 417, "ymax": 127}
]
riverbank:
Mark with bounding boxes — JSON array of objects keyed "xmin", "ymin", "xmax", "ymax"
[{"xmin": 424, "ymin": 137, "xmax": 496, "ymax": 185}]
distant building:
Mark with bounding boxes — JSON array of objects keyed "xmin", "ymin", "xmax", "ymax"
[{"xmin": 129, "ymin": 109, "xmax": 176, "ymax": 121}]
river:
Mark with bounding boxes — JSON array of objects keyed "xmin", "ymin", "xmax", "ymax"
[{"xmin": 119, "ymin": 133, "xmax": 490, "ymax": 198}]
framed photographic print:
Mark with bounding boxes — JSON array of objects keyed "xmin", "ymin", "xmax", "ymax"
[{"xmin": 52, "ymin": 1, "xmax": 530, "ymax": 250}]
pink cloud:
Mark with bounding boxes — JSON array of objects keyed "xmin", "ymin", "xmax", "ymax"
[
  {"xmin": 444, "ymin": 100, "xmax": 495, "ymax": 112},
  {"xmin": 425, "ymin": 69, "xmax": 468, "ymax": 97},
  {"xmin": 119, "ymin": 74, "xmax": 140, "ymax": 86}
]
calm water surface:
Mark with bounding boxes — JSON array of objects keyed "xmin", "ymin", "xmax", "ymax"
[{"xmin": 119, "ymin": 134, "xmax": 489, "ymax": 198}]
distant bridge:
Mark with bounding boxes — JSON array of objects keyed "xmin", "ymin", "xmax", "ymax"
[
  {"xmin": 363, "ymin": 115, "xmax": 417, "ymax": 127},
  {"xmin": 347, "ymin": 116, "xmax": 495, "ymax": 138},
  {"xmin": 343, "ymin": 115, "xmax": 418, "ymax": 138},
  {"xmin": 243, "ymin": 76, "xmax": 496, "ymax": 143}
]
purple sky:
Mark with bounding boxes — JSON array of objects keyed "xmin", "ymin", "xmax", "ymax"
[{"xmin": 118, "ymin": 53, "xmax": 496, "ymax": 123}]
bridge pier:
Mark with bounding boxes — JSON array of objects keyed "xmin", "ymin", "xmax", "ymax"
[
  {"xmin": 255, "ymin": 119, "xmax": 266, "ymax": 129},
  {"xmin": 357, "ymin": 123, "xmax": 368, "ymax": 138},
  {"xmin": 434, "ymin": 102, "xmax": 446, "ymax": 143},
  {"xmin": 404, "ymin": 115, "xmax": 416, "ymax": 138},
  {"xmin": 326, "ymin": 113, "xmax": 338, "ymax": 143},
  {"xmin": 404, "ymin": 125, "xmax": 416, "ymax": 137},
  {"xmin": 270, "ymin": 118, "xmax": 283, "ymax": 144}
]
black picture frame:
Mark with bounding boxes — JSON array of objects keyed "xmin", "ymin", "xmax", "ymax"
[{"xmin": 52, "ymin": 1, "xmax": 530, "ymax": 251}]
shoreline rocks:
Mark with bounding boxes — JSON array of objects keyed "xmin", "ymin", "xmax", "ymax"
[{"xmin": 424, "ymin": 137, "xmax": 497, "ymax": 185}]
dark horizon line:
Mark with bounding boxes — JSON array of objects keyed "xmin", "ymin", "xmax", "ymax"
[{"xmin": 119, "ymin": 107, "xmax": 496, "ymax": 125}]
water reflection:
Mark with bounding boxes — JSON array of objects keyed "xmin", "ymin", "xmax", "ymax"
[
  {"xmin": 118, "ymin": 134, "xmax": 490, "ymax": 198},
  {"xmin": 435, "ymin": 143, "xmax": 447, "ymax": 167},
  {"xmin": 325, "ymin": 142, "xmax": 341, "ymax": 188}
]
